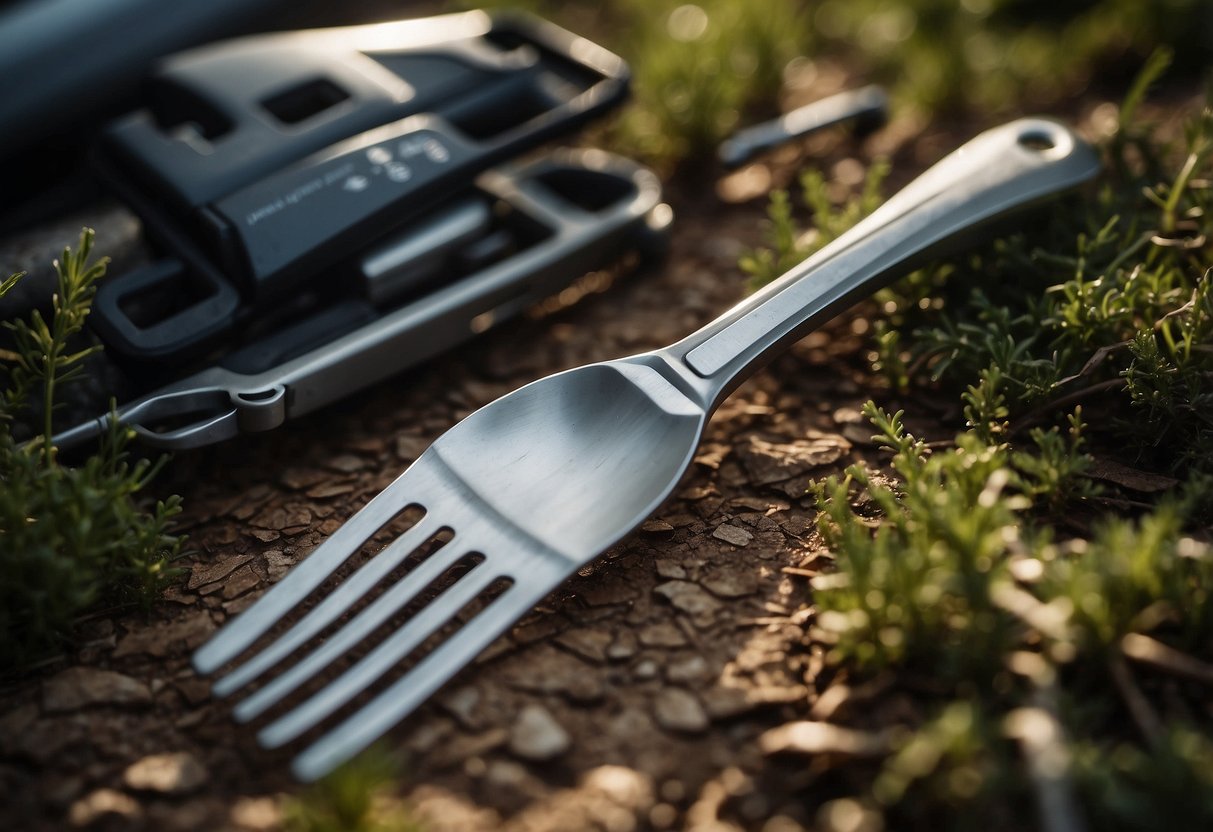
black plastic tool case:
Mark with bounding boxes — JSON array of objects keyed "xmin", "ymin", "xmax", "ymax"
[
  {"xmin": 90, "ymin": 10, "xmax": 631, "ymax": 365},
  {"xmin": 54, "ymin": 11, "xmax": 672, "ymax": 452}
]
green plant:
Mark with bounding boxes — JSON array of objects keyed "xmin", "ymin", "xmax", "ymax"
[
  {"xmin": 760, "ymin": 56, "xmax": 1213, "ymax": 828},
  {"xmin": 739, "ymin": 158, "xmax": 889, "ymax": 290},
  {"xmin": 0, "ymin": 230, "xmax": 183, "ymax": 668},
  {"xmin": 282, "ymin": 747, "xmax": 421, "ymax": 832}
]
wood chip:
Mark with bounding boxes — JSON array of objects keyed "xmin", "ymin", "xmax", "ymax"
[
  {"xmin": 306, "ymin": 482, "xmax": 355, "ymax": 499},
  {"xmin": 186, "ymin": 554, "xmax": 253, "ymax": 590},
  {"xmin": 738, "ymin": 434, "xmax": 850, "ymax": 485},
  {"xmin": 1087, "ymin": 458, "xmax": 1179, "ymax": 493},
  {"xmin": 221, "ymin": 564, "xmax": 262, "ymax": 600},
  {"xmin": 325, "ymin": 453, "xmax": 366, "ymax": 473},
  {"xmin": 759, "ymin": 721, "xmax": 889, "ymax": 757},
  {"xmin": 1121, "ymin": 633, "xmax": 1213, "ymax": 685}
]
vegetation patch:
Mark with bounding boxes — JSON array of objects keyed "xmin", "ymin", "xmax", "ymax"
[{"xmin": 0, "ymin": 230, "xmax": 183, "ymax": 670}]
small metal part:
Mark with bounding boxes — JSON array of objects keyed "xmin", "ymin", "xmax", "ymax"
[
  {"xmin": 717, "ymin": 85, "xmax": 889, "ymax": 169},
  {"xmin": 360, "ymin": 198, "xmax": 493, "ymax": 304}
]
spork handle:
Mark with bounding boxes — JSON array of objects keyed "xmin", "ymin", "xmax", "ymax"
[{"xmin": 665, "ymin": 118, "xmax": 1100, "ymax": 407}]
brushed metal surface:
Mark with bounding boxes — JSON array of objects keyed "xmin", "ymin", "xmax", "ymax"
[{"xmin": 195, "ymin": 118, "xmax": 1101, "ymax": 780}]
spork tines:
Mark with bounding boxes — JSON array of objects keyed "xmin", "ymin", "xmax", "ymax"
[{"xmin": 194, "ymin": 118, "xmax": 1100, "ymax": 780}]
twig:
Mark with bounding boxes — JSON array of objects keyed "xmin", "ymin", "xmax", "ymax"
[
  {"xmin": 1121, "ymin": 632, "xmax": 1213, "ymax": 686},
  {"xmin": 1109, "ymin": 652, "xmax": 1164, "ymax": 746}
]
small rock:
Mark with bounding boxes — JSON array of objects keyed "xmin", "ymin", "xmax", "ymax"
[
  {"xmin": 556, "ymin": 628, "xmax": 612, "ymax": 663},
  {"xmin": 712, "ymin": 524, "xmax": 753, "ymax": 548},
  {"xmin": 606, "ymin": 631, "xmax": 637, "ymax": 661},
  {"xmin": 508, "ymin": 705, "xmax": 570, "ymax": 761},
  {"xmin": 439, "ymin": 686, "xmax": 482, "ymax": 730},
  {"xmin": 666, "ymin": 655, "xmax": 711, "ymax": 684},
  {"xmin": 230, "ymin": 796, "xmax": 281, "ymax": 831},
  {"xmin": 701, "ymin": 569, "xmax": 760, "ymax": 598},
  {"xmin": 653, "ymin": 581, "xmax": 723, "ymax": 627},
  {"xmin": 186, "ymin": 554, "xmax": 253, "ymax": 590},
  {"xmin": 500, "ymin": 645, "xmax": 604, "ymax": 702},
  {"xmin": 123, "ymin": 751, "xmax": 209, "ymax": 794},
  {"xmin": 68, "ymin": 788, "xmax": 141, "ymax": 827},
  {"xmin": 43, "ymin": 667, "xmax": 151, "ymax": 712},
  {"xmin": 632, "ymin": 658, "xmax": 660, "ymax": 680},
  {"xmin": 114, "ymin": 611, "xmax": 216, "ymax": 658},
  {"xmin": 653, "ymin": 688, "xmax": 708, "ymax": 733},
  {"xmin": 222, "ymin": 565, "xmax": 262, "ymax": 600},
  {"xmin": 638, "ymin": 622, "xmax": 687, "ymax": 648},
  {"xmin": 654, "ymin": 559, "xmax": 687, "ymax": 580}
]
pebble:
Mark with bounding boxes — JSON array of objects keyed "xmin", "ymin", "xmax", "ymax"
[
  {"xmin": 42, "ymin": 667, "xmax": 151, "ymax": 712},
  {"xmin": 632, "ymin": 659, "xmax": 660, "ymax": 680},
  {"xmin": 712, "ymin": 523, "xmax": 753, "ymax": 548},
  {"xmin": 606, "ymin": 631, "xmax": 638, "ymax": 661},
  {"xmin": 508, "ymin": 705, "xmax": 570, "ymax": 761},
  {"xmin": 666, "ymin": 655, "xmax": 712, "ymax": 684},
  {"xmin": 439, "ymin": 686, "xmax": 483, "ymax": 730},
  {"xmin": 555, "ymin": 628, "xmax": 612, "ymax": 663},
  {"xmin": 701, "ymin": 569, "xmax": 760, "ymax": 598},
  {"xmin": 653, "ymin": 688, "xmax": 709, "ymax": 733},
  {"xmin": 638, "ymin": 622, "xmax": 687, "ymax": 648},
  {"xmin": 653, "ymin": 581, "xmax": 723, "ymax": 627},
  {"xmin": 123, "ymin": 751, "xmax": 209, "ymax": 794},
  {"xmin": 68, "ymin": 788, "xmax": 141, "ymax": 827},
  {"xmin": 654, "ymin": 559, "xmax": 687, "ymax": 580}
]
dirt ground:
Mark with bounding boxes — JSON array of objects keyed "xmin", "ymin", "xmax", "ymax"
[{"xmin": 0, "ymin": 67, "xmax": 1117, "ymax": 830}]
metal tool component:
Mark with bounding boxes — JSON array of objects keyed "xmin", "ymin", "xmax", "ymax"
[
  {"xmin": 90, "ymin": 10, "xmax": 631, "ymax": 364},
  {"xmin": 195, "ymin": 119, "xmax": 1100, "ymax": 780},
  {"xmin": 717, "ymin": 85, "xmax": 888, "ymax": 169},
  {"xmin": 54, "ymin": 149, "xmax": 670, "ymax": 454},
  {"xmin": 360, "ymin": 198, "xmax": 494, "ymax": 305}
]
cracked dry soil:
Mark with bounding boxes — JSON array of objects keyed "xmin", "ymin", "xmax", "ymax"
[{"xmin": 1, "ymin": 117, "xmax": 961, "ymax": 832}]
